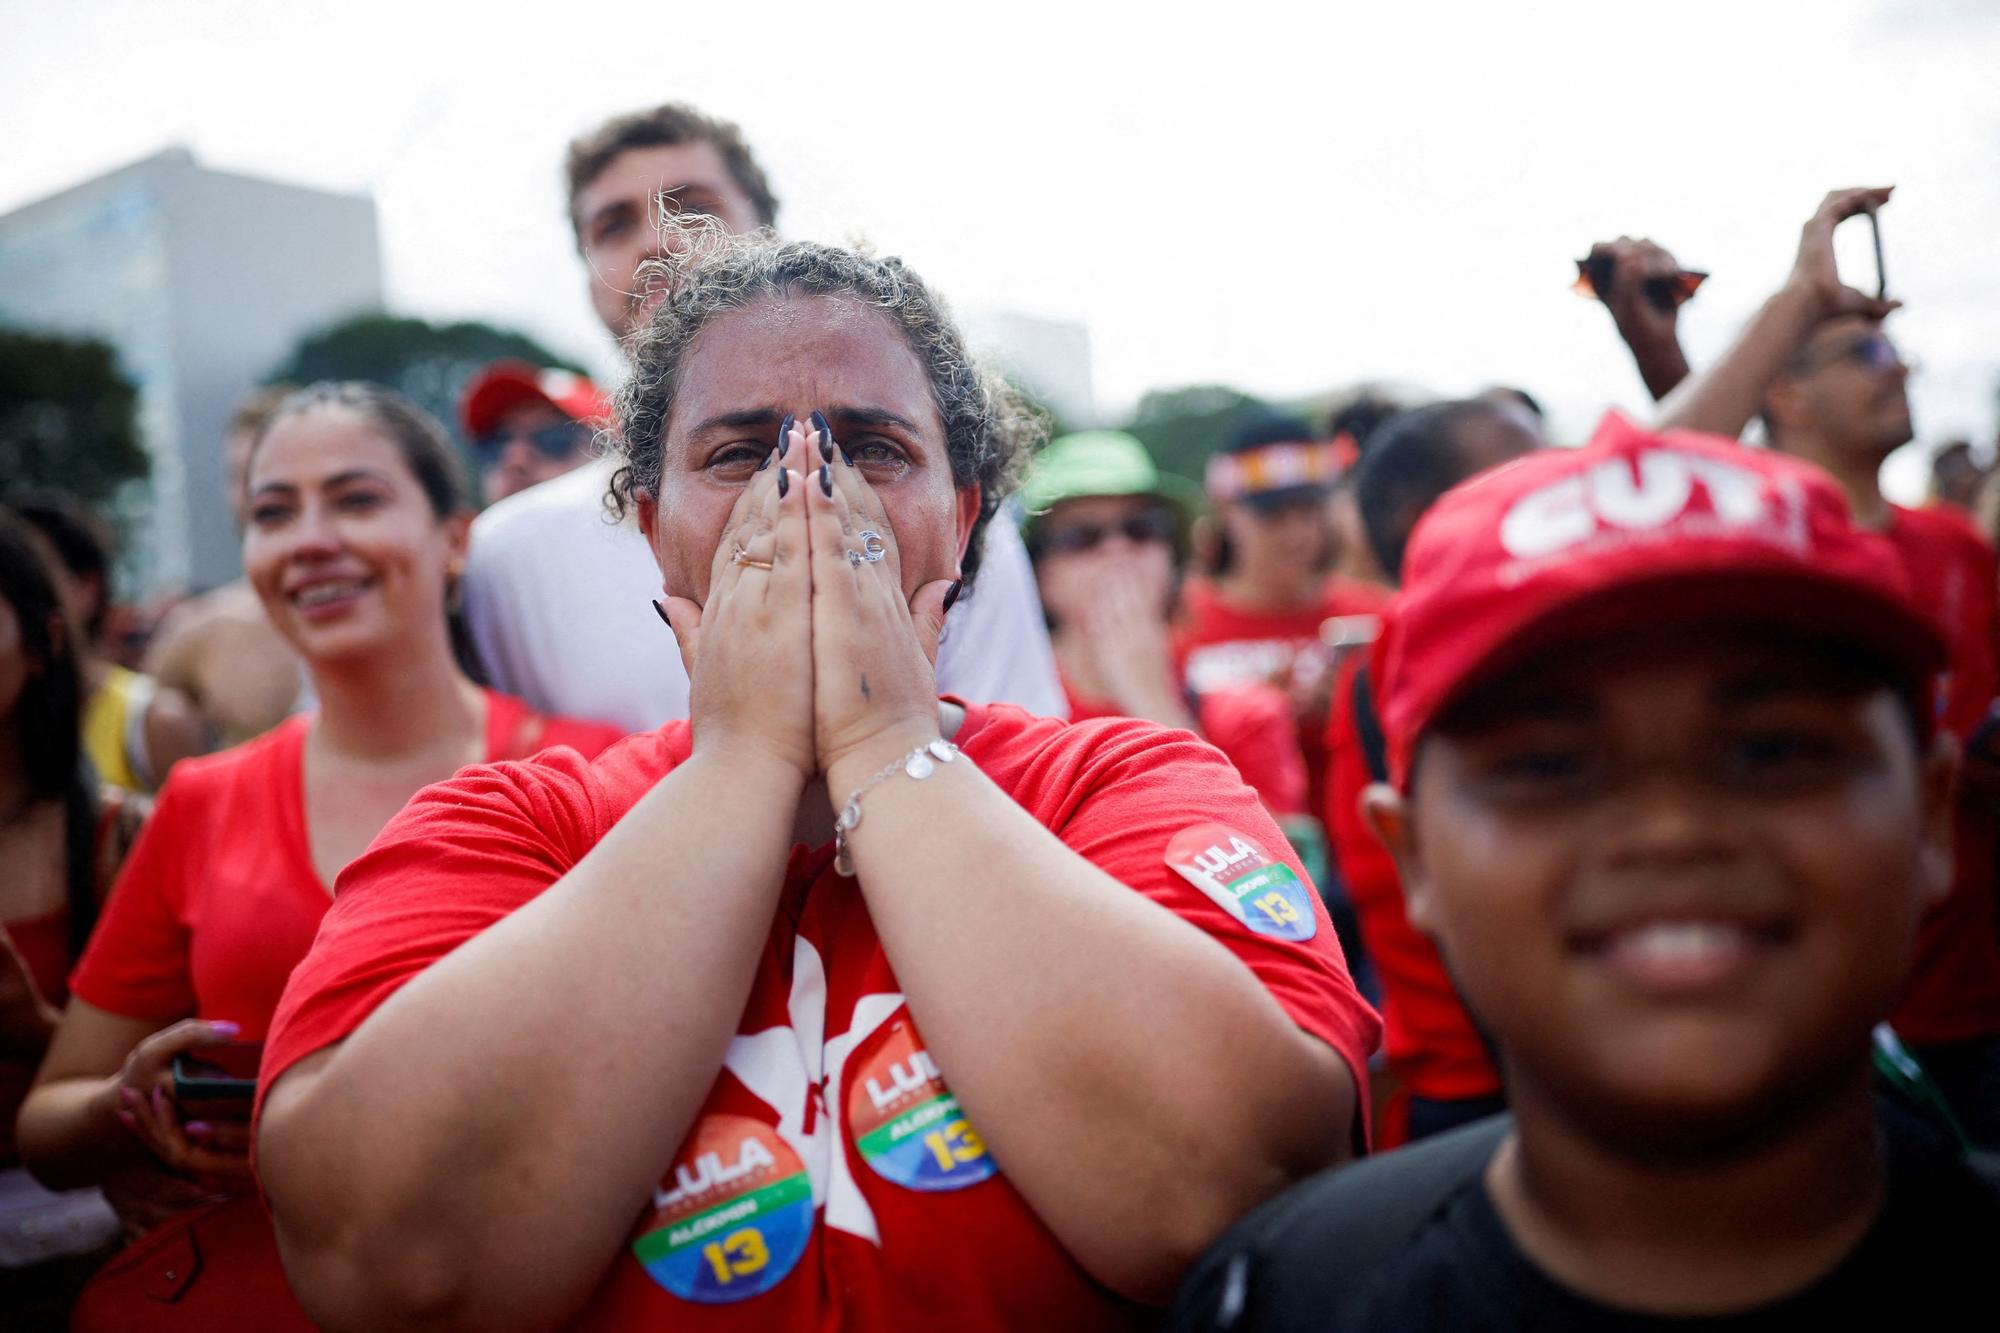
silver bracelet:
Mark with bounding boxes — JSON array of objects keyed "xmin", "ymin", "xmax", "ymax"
[{"xmin": 833, "ymin": 738, "xmax": 960, "ymax": 876}]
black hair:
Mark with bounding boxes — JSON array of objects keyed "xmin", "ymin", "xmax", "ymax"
[
  {"xmin": 1354, "ymin": 400, "xmax": 1513, "ymax": 583},
  {"xmin": 7, "ymin": 490, "xmax": 112, "ymax": 641},
  {"xmin": 0, "ymin": 508, "xmax": 103, "ymax": 954},
  {"xmin": 1326, "ymin": 391, "xmax": 1411, "ymax": 460}
]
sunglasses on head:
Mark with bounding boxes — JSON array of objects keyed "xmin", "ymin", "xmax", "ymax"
[
  {"xmin": 473, "ymin": 421, "xmax": 590, "ymax": 465},
  {"xmin": 1038, "ymin": 508, "xmax": 1178, "ymax": 556}
]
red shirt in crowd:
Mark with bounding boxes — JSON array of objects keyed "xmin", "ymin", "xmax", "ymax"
[
  {"xmin": 1323, "ymin": 651, "xmax": 1499, "ymax": 1146},
  {"xmin": 64, "ymin": 692, "xmax": 621, "ymax": 1331},
  {"xmin": 259, "ymin": 703, "xmax": 1381, "ymax": 1331},
  {"xmin": 1062, "ymin": 677, "xmax": 1309, "ymax": 815},
  {"xmin": 1174, "ymin": 576, "xmax": 1390, "ymax": 818},
  {"xmin": 1883, "ymin": 504, "xmax": 2000, "ymax": 1048}
]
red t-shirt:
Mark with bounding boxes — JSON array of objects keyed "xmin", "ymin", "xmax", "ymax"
[
  {"xmin": 1174, "ymin": 577, "xmax": 1390, "ymax": 820},
  {"xmin": 70, "ymin": 691, "xmax": 623, "ymax": 1032},
  {"xmin": 1883, "ymin": 505, "xmax": 2000, "ymax": 1046},
  {"xmin": 1062, "ymin": 677, "xmax": 1309, "ymax": 815},
  {"xmin": 259, "ymin": 704, "xmax": 1381, "ymax": 1331},
  {"xmin": 61, "ymin": 693, "xmax": 620, "ymax": 1328},
  {"xmin": 1323, "ymin": 651, "xmax": 1499, "ymax": 1138}
]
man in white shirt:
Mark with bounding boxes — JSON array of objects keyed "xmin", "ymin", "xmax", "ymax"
[{"xmin": 463, "ymin": 102, "xmax": 1062, "ymax": 732}]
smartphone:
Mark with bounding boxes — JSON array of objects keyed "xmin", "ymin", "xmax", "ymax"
[
  {"xmin": 1834, "ymin": 209, "xmax": 1888, "ymax": 301},
  {"xmin": 171, "ymin": 1041, "xmax": 263, "ymax": 1102}
]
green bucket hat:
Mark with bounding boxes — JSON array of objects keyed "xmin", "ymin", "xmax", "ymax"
[{"xmin": 1018, "ymin": 431, "xmax": 1203, "ymax": 538}]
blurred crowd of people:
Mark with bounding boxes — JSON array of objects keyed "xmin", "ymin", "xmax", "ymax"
[{"xmin": 1, "ymin": 99, "xmax": 1997, "ymax": 1331}]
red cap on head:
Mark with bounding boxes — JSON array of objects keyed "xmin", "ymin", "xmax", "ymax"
[
  {"xmin": 1374, "ymin": 411, "xmax": 1946, "ymax": 787},
  {"xmin": 459, "ymin": 360, "xmax": 610, "ymax": 438}
]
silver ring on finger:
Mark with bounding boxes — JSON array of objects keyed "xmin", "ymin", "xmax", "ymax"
[{"xmin": 857, "ymin": 530, "xmax": 887, "ymax": 564}]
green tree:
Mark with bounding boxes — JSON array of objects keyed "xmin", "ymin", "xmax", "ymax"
[
  {"xmin": 0, "ymin": 328, "xmax": 147, "ymax": 501},
  {"xmin": 267, "ymin": 315, "xmax": 588, "ymax": 445},
  {"xmin": 1122, "ymin": 384, "xmax": 1271, "ymax": 486}
]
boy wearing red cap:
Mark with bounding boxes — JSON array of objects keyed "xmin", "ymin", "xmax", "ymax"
[{"xmin": 1173, "ymin": 415, "xmax": 2000, "ymax": 1329}]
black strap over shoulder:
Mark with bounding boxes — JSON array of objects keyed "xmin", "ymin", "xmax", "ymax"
[{"xmin": 1351, "ymin": 661, "xmax": 1390, "ymax": 786}]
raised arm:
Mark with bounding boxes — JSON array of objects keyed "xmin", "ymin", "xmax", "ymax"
[
  {"xmin": 1584, "ymin": 235, "xmax": 1696, "ymax": 402},
  {"xmin": 256, "ymin": 458, "xmax": 816, "ymax": 1333},
  {"xmin": 1657, "ymin": 187, "xmax": 1900, "ymax": 439},
  {"xmin": 807, "ymin": 433, "xmax": 1358, "ymax": 1305}
]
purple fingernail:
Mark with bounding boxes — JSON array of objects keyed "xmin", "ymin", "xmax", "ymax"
[
  {"xmin": 819, "ymin": 462, "xmax": 833, "ymax": 497},
  {"xmin": 152, "ymin": 1087, "xmax": 168, "ymax": 1115},
  {"xmin": 115, "ymin": 1108, "xmax": 138, "ymax": 1127},
  {"xmin": 652, "ymin": 598, "xmax": 671, "ymax": 628},
  {"xmin": 778, "ymin": 413, "xmax": 795, "ymax": 460},
  {"xmin": 208, "ymin": 1021, "xmax": 240, "ymax": 1038},
  {"xmin": 809, "ymin": 409, "xmax": 831, "ymax": 459},
  {"xmin": 185, "ymin": 1121, "xmax": 214, "ymax": 1138},
  {"xmin": 777, "ymin": 467, "xmax": 790, "ymax": 498},
  {"xmin": 119, "ymin": 1086, "xmax": 141, "ymax": 1107},
  {"xmin": 943, "ymin": 579, "xmax": 963, "ymax": 614}
]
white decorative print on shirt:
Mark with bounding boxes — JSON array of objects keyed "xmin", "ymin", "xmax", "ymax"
[{"xmin": 720, "ymin": 935, "xmax": 903, "ymax": 1245}]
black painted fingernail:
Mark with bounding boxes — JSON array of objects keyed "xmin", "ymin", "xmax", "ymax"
[
  {"xmin": 777, "ymin": 467, "xmax": 789, "ymax": 498},
  {"xmin": 756, "ymin": 445, "xmax": 774, "ymax": 471},
  {"xmin": 652, "ymin": 599, "xmax": 671, "ymax": 628},
  {"xmin": 778, "ymin": 413, "xmax": 795, "ymax": 460},
  {"xmin": 942, "ymin": 580, "xmax": 963, "ymax": 614},
  {"xmin": 819, "ymin": 462, "xmax": 833, "ymax": 497}
]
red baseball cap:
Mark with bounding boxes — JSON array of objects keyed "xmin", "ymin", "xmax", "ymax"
[
  {"xmin": 1374, "ymin": 411, "xmax": 1946, "ymax": 788},
  {"xmin": 459, "ymin": 360, "xmax": 610, "ymax": 438}
]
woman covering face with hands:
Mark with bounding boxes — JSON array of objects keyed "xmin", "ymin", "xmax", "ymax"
[{"xmin": 254, "ymin": 233, "xmax": 1378, "ymax": 1333}]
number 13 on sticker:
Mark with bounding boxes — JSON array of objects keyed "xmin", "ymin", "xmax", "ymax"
[{"xmin": 702, "ymin": 1228, "xmax": 770, "ymax": 1285}]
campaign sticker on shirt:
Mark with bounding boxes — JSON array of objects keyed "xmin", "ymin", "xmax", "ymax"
[
  {"xmin": 1166, "ymin": 823, "xmax": 1317, "ymax": 941},
  {"xmin": 632, "ymin": 1114, "xmax": 812, "ymax": 1304},
  {"xmin": 847, "ymin": 1017, "xmax": 999, "ymax": 1192}
]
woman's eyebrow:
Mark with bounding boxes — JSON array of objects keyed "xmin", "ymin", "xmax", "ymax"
[
  {"xmin": 687, "ymin": 408, "xmax": 783, "ymax": 436},
  {"xmin": 827, "ymin": 406, "xmax": 922, "ymax": 433}
]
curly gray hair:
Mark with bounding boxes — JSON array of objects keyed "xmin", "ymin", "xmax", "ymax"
[{"xmin": 609, "ymin": 226, "xmax": 1038, "ymax": 585}]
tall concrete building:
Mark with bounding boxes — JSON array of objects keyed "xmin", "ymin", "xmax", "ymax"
[{"xmin": 0, "ymin": 147, "xmax": 383, "ymax": 594}]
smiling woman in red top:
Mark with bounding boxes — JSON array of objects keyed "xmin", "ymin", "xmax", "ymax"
[
  {"xmin": 16, "ymin": 384, "xmax": 621, "ymax": 1329},
  {"xmin": 252, "ymin": 231, "xmax": 1378, "ymax": 1332}
]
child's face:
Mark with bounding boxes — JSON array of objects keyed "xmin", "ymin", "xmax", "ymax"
[{"xmin": 1376, "ymin": 623, "xmax": 1954, "ymax": 1150}]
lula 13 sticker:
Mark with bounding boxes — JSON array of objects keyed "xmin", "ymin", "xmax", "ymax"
[
  {"xmin": 632, "ymin": 1114, "xmax": 812, "ymax": 1304},
  {"xmin": 847, "ymin": 1016, "xmax": 998, "ymax": 1192},
  {"xmin": 1166, "ymin": 823, "xmax": 1317, "ymax": 941}
]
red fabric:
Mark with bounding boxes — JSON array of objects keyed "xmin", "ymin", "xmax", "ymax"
[
  {"xmin": 1062, "ymin": 677, "xmax": 1308, "ymax": 816},
  {"xmin": 70, "ymin": 692, "xmax": 622, "ymax": 1032},
  {"xmin": 1374, "ymin": 414, "xmax": 1946, "ymax": 788},
  {"xmin": 64, "ymin": 690, "xmax": 618, "ymax": 1325},
  {"xmin": 1323, "ymin": 653, "xmax": 1499, "ymax": 1140},
  {"xmin": 1174, "ymin": 576, "xmax": 1389, "ymax": 817},
  {"xmin": 1883, "ymin": 504, "xmax": 2000, "ymax": 1045},
  {"xmin": 258, "ymin": 704, "xmax": 1380, "ymax": 1331}
]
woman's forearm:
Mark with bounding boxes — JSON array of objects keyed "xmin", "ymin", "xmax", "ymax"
[
  {"xmin": 832, "ymin": 740, "xmax": 1355, "ymax": 1303},
  {"xmin": 258, "ymin": 749, "xmax": 804, "ymax": 1333},
  {"xmin": 1656, "ymin": 280, "xmax": 1820, "ymax": 439},
  {"xmin": 17, "ymin": 1074, "xmax": 146, "ymax": 1189}
]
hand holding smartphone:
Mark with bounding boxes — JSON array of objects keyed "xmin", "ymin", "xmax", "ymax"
[{"xmin": 171, "ymin": 1040, "xmax": 263, "ymax": 1104}]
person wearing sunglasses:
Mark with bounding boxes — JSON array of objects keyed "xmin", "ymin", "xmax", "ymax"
[
  {"xmin": 1607, "ymin": 187, "xmax": 2000, "ymax": 1150},
  {"xmin": 458, "ymin": 360, "xmax": 609, "ymax": 505},
  {"xmin": 1176, "ymin": 415, "xmax": 1390, "ymax": 826},
  {"xmin": 1021, "ymin": 432, "xmax": 1308, "ymax": 815}
]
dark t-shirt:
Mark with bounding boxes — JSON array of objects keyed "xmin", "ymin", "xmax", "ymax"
[{"xmin": 1172, "ymin": 1105, "xmax": 2000, "ymax": 1331}]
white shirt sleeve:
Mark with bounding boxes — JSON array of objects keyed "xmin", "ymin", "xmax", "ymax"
[{"xmin": 934, "ymin": 515, "xmax": 1066, "ymax": 717}]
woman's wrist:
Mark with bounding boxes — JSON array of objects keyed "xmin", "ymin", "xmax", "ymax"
[{"xmin": 824, "ymin": 721, "xmax": 946, "ymax": 805}]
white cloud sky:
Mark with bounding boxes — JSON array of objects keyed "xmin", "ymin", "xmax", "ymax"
[{"xmin": 5, "ymin": 0, "xmax": 1997, "ymax": 496}]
